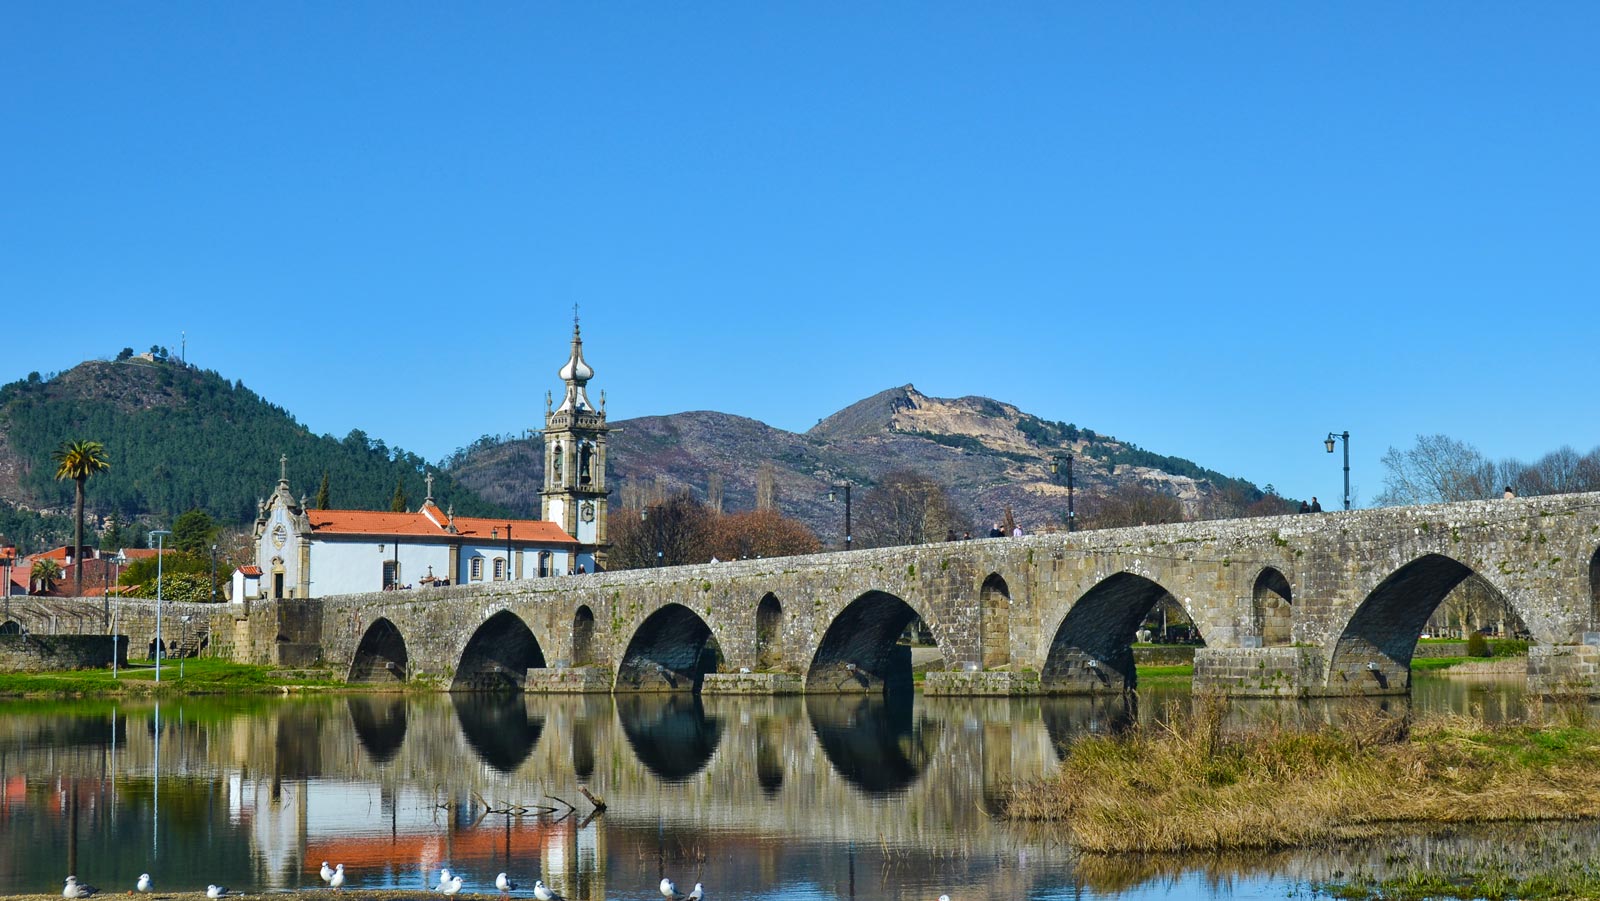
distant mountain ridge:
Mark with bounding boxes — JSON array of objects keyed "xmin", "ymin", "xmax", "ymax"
[
  {"xmin": 451, "ymin": 384, "xmax": 1269, "ymax": 543},
  {"xmin": 0, "ymin": 357, "xmax": 1271, "ymax": 551}
]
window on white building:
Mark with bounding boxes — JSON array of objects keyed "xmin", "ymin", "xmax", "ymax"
[
  {"xmin": 470, "ymin": 557, "xmax": 483, "ymax": 581},
  {"xmin": 493, "ymin": 557, "xmax": 507, "ymax": 581}
]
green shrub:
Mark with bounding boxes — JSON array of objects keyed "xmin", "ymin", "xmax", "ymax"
[{"xmin": 1466, "ymin": 631, "xmax": 1492, "ymax": 658}]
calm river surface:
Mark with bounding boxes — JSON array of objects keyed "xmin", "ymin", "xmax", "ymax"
[{"xmin": 0, "ymin": 675, "xmax": 1587, "ymax": 900}]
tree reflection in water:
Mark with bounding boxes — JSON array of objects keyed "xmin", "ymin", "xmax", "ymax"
[
  {"xmin": 615, "ymin": 694, "xmax": 724, "ymax": 782},
  {"xmin": 347, "ymin": 696, "xmax": 408, "ymax": 764},
  {"xmin": 451, "ymin": 694, "xmax": 545, "ymax": 773},
  {"xmin": 805, "ymin": 693, "xmax": 941, "ymax": 795}
]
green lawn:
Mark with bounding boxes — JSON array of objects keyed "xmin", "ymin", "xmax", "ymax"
[{"xmin": 0, "ymin": 657, "xmax": 342, "ymax": 696}]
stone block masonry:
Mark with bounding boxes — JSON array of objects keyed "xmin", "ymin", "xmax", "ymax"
[{"xmin": 0, "ymin": 634, "xmax": 125, "ymax": 672}]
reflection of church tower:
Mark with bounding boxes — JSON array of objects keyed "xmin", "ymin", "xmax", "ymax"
[{"xmin": 542, "ymin": 318, "xmax": 609, "ymax": 569}]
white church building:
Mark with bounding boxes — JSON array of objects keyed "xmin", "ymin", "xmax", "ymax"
[{"xmin": 239, "ymin": 321, "xmax": 612, "ymax": 601}]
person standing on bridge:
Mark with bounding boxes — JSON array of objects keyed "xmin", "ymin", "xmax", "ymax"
[
  {"xmin": 1505, "ymin": 486, "xmax": 1517, "ymax": 499},
  {"xmin": 1310, "ymin": 497, "xmax": 1323, "ymax": 513},
  {"xmin": 1298, "ymin": 500, "xmax": 1311, "ymax": 514}
]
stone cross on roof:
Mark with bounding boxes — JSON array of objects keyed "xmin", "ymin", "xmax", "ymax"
[
  {"xmin": 424, "ymin": 471, "xmax": 435, "ymax": 502},
  {"xmin": 279, "ymin": 453, "xmax": 288, "ymax": 484}
]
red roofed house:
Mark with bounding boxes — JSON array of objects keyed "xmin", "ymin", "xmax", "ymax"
[{"xmin": 242, "ymin": 323, "xmax": 609, "ymax": 601}]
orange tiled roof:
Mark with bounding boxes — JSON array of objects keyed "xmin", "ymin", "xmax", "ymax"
[
  {"xmin": 237, "ymin": 565, "xmax": 262, "ymax": 577},
  {"xmin": 305, "ymin": 508, "xmax": 578, "ymax": 546}
]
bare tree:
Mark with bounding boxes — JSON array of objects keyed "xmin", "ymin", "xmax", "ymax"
[
  {"xmin": 708, "ymin": 509, "xmax": 819, "ymax": 560},
  {"xmin": 854, "ymin": 469, "xmax": 970, "ymax": 548},
  {"xmin": 707, "ymin": 472, "xmax": 724, "ymax": 515},
  {"xmin": 755, "ymin": 462, "xmax": 776, "ymax": 512},
  {"xmin": 606, "ymin": 492, "xmax": 713, "ymax": 569},
  {"xmin": 1078, "ymin": 482, "xmax": 1185, "ymax": 530},
  {"xmin": 1375, "ymin": 434, "xmax": 1496, "ymax": 506}
]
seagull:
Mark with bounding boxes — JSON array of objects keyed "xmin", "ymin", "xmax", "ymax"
[
  {"xmin": 207, "ymin": 886, "xmax": 229, "ymax": 899},
  {"xmin": 939, "ymin": 896, "xmax": 951, "ymax": 901},
  {"xmin": 441, "ymin": 876, "xmax": 464, "ymax": 896},
  {"xmin": 660, "ymin": 878, "xmax": 679, "ymax": 899},
  {"xmin": 135, "ymin": 875, "xmax": 152, "ymax": 893},
  {"xmin": 321, "ymin": 861, "xmax": 335, "ymax": 883},
  {"xmin": 329, "ymin": 864, "xmax": 346, "ymax": 890},
  {"xmin": 533, "ymin": 880, "xmax": 563, "ymax": 901},
  {"xmin": 437, "ymin": 869, "xmax": 455, "ymax": 892},
  {"xmin": 495, "ymin": 873, "xmax": 518, "ymax": 895},
  {"xmin": 62, "ymin": 876, "xmax": 99, "ymax": 898},
  {"xmin": 688, "ymin": 884, "xmax": 704, "ymax": 901}
]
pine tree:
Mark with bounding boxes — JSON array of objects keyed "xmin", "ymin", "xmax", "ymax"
[
  {"xmin": 390, "ymin": 477, "xmax": 408, "ymax": 512},
  {"xmin": 315, "ymin": 471, "xmax": 331, "ymax": 509}
]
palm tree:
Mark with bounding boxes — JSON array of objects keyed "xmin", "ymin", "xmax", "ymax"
[
  {"xmin": 52, "ymin": 439, "xmax": 111, "ymax": 597},
  {"xmin": 30, "ymin": 558, "xmax": 61, "ymax": 595}
]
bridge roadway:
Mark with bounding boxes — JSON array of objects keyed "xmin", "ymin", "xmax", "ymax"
[{"xmin": 245, "ymin": 492, "xmax": 1600, "ymax": 697}]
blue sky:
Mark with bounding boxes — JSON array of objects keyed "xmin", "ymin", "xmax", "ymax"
[{"xmin": 3, "ymin": 4, "xmax": 1597, "ymax": 506}]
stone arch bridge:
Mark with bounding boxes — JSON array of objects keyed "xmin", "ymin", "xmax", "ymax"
[{"xmin": 254, "ymin": 493, "xmax": 1600, "ymax": 697}]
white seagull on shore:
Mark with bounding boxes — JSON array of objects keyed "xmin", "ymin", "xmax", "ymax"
[
  {"xmin": 320, "ymin": 861, "xmax": 335, "ymax": 883},
  {"xmin": 441, "ymin": 875, "xmax": 464, "ymax": 895},
  {"xmin": 207, "ymin": 885, "xmax": 229, "ymax": 899},
  {"xmin": 533, "ymin": 879, "xmax": 563, "ymax": 901},
  {"xmin": 135, "ymin": 874, "xmax": 152, "ymax": 893},
  {"xmin": 329, "ymin": 864, "xmax": 346, "ymax": 890},
  {"xmin": 62, "ymin": 876, "xmax": 99, "ymax": 898},
  {"xmin": 660, "ymin": 877, "xmax": 679, "ymax": 899},
  {"xmin": 687, "ymin": 883, "xmax": 704, "ymax": 900},
  {"xmin": 495, "ymin": 872, "xmax": 518, "ymax": 894},
  {"xmin": 437, "ymin": 868, "xmax": 455, "ymax": 892}
]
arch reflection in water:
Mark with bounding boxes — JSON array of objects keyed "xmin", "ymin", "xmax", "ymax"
[
  {"xmin": 451, "ymin": 694, "xmax": 545, "ymax": 773},
  {"xmin": 806, "ymin": 693, "xmax": 941, "ymax": 796},
  {"xmin": 1040, "ymin": 694, "xmax": 1140, "ymax": 761},
  {"xmin": 347, "ymin": 696, "xmax": 408, "ymax": 764},
  {"xmin": 615, "ymin": 694, "xmax": 723, "ymax": 782}
]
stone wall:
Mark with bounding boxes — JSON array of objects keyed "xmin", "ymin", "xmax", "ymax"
[
  {"xmin": 0, "ymin": 634, "xmax": 125, "ymax": 672},
  {"xmin": 1193, "ymin": 647, "xmax": 1326, "ymax": 697}
]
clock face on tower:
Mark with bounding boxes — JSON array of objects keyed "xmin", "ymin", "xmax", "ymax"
[{"xmin": 580, "ymin": 501, "xmax": 596, "ymax": 523}]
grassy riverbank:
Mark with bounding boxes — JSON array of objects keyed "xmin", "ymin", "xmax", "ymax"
[
  {"xmin": 1005, "ymin": 696, "xmax": 1600, "ymax": 854},
  {"xmin": 0, "ymin": 658, "xmax": 344, "ymax": 697}
]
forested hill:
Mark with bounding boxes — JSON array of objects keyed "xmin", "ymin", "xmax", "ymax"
[{"xmin": 0, "ymin": 358, "xmax": 504, "ymax": 526}]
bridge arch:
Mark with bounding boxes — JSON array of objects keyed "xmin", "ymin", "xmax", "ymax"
[
  {"xmin": 1328, "ymin": 553, "xmax": 1513, "ymax": 692},
  {"xmin": 0, "ymin": 620, "xmax": 18, "ymax": 635},
  {"xmin": 979, "ymin": 573, "xmax": 1011, "ymax": 669},
  {"xmin": 756, "ymin": 592, "xmax": 784, "ymax": 670},
  {"xmin": 348, "ymin": 617, "xmax": 409, "ymax": 683},
  {"xmin": 616, "ymin": 603, "xmax": 721, "ymax": 692},
  {"xmin": 1043, "ymin": 572, "xmax": 1191, "ymax": 693},
  {"xmin": 1252, "ymin": 567, "xmax": 1293, "ymax": 646},
  {"xmin": 451, "ymin": 610, "xmax": 547, "ymax": 692},
  {"xmin": 1590, "ymin": 547, "xmax": 1600, "ymax": 631},
  {"xmin": 807, "ymin": 589, "xmax": 938, "ymax": 695},
  {"xmin": 572, "ymin": 605, "xmax": 596, "ymax": 666}
]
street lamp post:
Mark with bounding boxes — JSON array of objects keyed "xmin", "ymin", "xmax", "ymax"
[
  {"xmin": 209, "ymin": 544, "xmax": 218, "ymax": 602},
  {"xmin": 828, "ymin": 483, "xmax": 853, "ymax": 551},
  {"xmin": 1050, "ymin": 455, "xmax": 1077, "ymax": 532},
  {"xmin": 150, "ymin": 529, "xmax": 171, "ymax": 683},
  {"xmin": 1324, "ymin": 431, "xmax": 1351, "ymax": 511},
  {"xmin": 505, "ymin": 524, "xmax": 513, "ymax": 581}
]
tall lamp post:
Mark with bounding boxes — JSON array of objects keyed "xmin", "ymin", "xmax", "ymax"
[
  {"xmin": 1324, "ymin": 431, "xmax": 1351, "ymax": 511},
  {"xmin": 505, "ymin": 524, "xmax": 513, "ymax": 581},
  {"xmin": 828, "ymin": 483, "xmax": 853, "ymax": 551},
  {"xmin": 150, "ymin": 529, "xmax": 171, "ymax": 683},
  {"xmin": 1050, "ymin": 455, "xmax": 1077, "ymax": 532},
  {"xmin": 209, "ymin": 543, "xmax": 218, "ymax": 602}
]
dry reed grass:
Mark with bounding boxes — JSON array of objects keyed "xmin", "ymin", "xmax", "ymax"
[{"xmin": 1004, "ymin": 693, "xmax": 1600, "ymax": 854}]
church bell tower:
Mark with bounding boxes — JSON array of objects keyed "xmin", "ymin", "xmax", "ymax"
[{"xmin": 541, "ymin": 316, "xmax": 609, "ymax": 567}]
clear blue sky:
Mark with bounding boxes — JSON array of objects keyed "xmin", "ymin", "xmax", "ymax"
[{"xmin": 4, "ymin": 4, "xmax": 1597, "ymax": 506}]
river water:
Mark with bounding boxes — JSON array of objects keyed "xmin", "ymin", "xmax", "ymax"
[{"xmin": 0, "ymin": 675, "xmax": 1582, "ymax": 900}]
